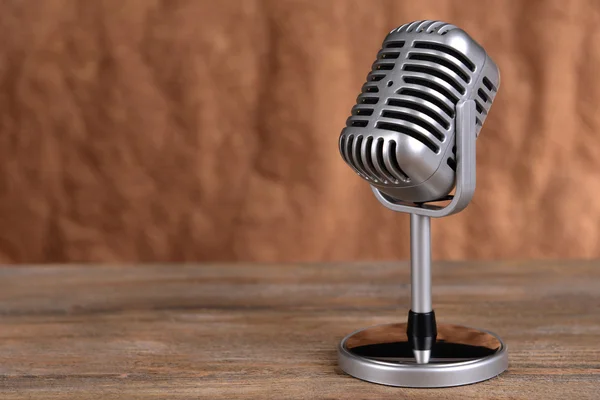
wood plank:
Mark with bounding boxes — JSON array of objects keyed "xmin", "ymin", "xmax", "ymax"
[{"xmin": 0, "ymin": 261, "xmax": 599, "ymax": 399}]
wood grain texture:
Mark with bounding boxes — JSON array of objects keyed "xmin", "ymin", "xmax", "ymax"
[
  {"xmin": 2, "ymin": 0, "xmax": 600, "ymax": 264},
  {"xmin": 0, "ymin": 261, "xmax": 598, "ymax": 399}
]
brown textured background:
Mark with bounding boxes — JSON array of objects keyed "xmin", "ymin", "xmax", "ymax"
[{"xmin": 0, "ymin": 0, "xmax": 599, "ymax": 264}]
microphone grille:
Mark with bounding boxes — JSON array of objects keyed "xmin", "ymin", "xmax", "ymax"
[
  {"xmin": 392, "ymin": 20, "xmax": 458, "ymax": 35},
  {"xmin": 339, "ymin": 21, "xmax": 500, "ymax": 202},
  {"xmin": 474, "ymin": 75, "xmax": 499, "ymax": 130}
]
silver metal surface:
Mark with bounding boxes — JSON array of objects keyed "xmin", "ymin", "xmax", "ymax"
[
  {"xmin": 410, "ymin": 214, "xmax": 432, "ymax": 313},
  {"xmin": 413, "ymin": 350, "xmax": 431, "ymax": 365},
  {"xmin": 339, "ymin": 20, "xmax": 500, "ymax": 203},
  {"xmin": 371, "ymin": 99, "xmax": 476, "ymax": 217},
  {"xmin": 338, "ymin": 323, "xmax": 508, "ymax": 388}
]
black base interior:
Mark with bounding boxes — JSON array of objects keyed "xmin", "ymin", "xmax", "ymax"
[{"xmin": 351, "ymin": 340, "xmax": 498, "ymax": 362}]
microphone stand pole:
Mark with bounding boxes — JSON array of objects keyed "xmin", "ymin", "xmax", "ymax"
[{"xmin": 408, "ymin": 214, "xmax": 436, "ymax": 364}]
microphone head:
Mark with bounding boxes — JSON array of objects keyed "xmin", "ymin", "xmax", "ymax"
[{"xmin": 339, "ymin": 20, "xmax": 499, "ymax": 203}]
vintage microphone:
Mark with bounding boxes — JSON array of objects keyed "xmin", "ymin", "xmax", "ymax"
[{"xmin": 337, "ymin": 20, "xmax": 507, "ymax": 387}]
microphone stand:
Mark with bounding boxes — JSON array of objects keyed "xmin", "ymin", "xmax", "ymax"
[{"xmin": 337, "ymin": 100, "xmax": 508, "ymax": 387}]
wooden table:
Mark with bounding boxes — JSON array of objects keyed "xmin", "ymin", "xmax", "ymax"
[{"xmin": 0, "ymin": 261, "xmax": 598, "ymax": 399}]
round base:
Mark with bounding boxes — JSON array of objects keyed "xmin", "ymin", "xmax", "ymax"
[{"xmin": 338, "ymin": 323, "xmax": 508, "ymax": 388}]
